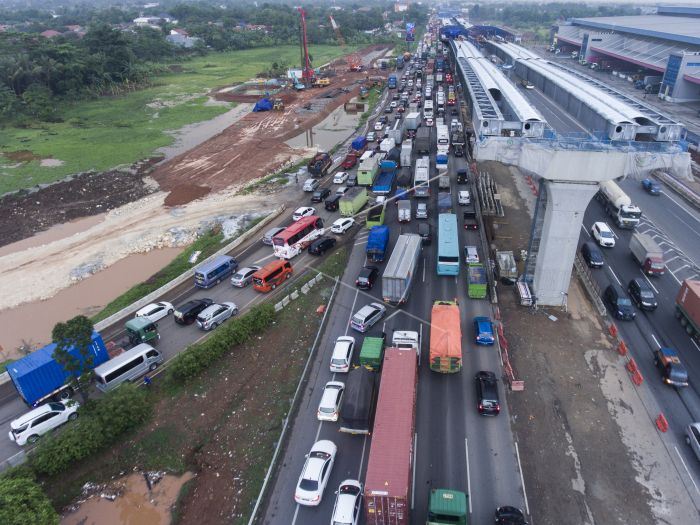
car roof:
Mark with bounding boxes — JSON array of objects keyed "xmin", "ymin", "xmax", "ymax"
[
  {"xmin": 12, "ymin": 403, "xmax": 63, "ymax": 425},
  {"xmin": 594, "ymin": 221, "xmax": 611, "ymax": 230}
]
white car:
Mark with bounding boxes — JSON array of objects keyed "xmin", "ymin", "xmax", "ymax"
[
  {"xmin": 350, "ymin": 302, "xmax": 386, "ymax": 333},
  {"xmin": 464, "ymin": 245, "xmax": 479, "ymax": 264},
  {"xmin": 366, "ymin": 132, "xmax": 376, "ymax": 142},
  {"xmin": 331, "ymin": 217, "xmax": 355, "ymax": 234},
  {"xmin": 425, "ymin": 117, "xmax": 434, "ymax": 127},
  {"xmin": 303, "ymin": 178, "xmax": 320, "ymax": 192},
  {"xmin": 591, "ymin": 221, "xmax": 615, "ymax": 247},
  {"xmin": 330, "ymin": 336, "xmax": 356, "ymax": 373},
  {"xmin": 458, "ymin": 190, "xmax": 471, "ymax": 205},
  {"xmin": 333, "ymin": 171, "xmax": 349, "ymax": 184},
  {"xmin": 374, "ymin": 121, "xmax": 384, "ymax": 131},
  {"xmin": 336, "ymin": 186, "xmax": 349, "ymax": 197},
  {"xmin": 416, "ymin": 202, "xmax": 428, "ymax": 219},
  {"xmin": 9, "ymin": 401, "xmax": 79, "ymax": 446},
  {"xmin": 293, "ymin": 206, "xmax": 316, "ymax": 221},
  {"xmin": 294, "ymin": 440, "xmax": 337, "ymax": 506},
  {"xmin": 686, "ymin": 422, "xmax": 700, "ymax": 463},
  {"xmin": 390, "ymin": 101, "xmax": 398, "ymax": 108},
  {"xmin": 317, "ymin": 381, "xmax": 345, "ymax": 422},
  {"xmin": 196, "ymin": 302, "xmax": 238, "ymax": 331},
  {"xmin": 230, "ymin": 266, "xmax": 261, "ymax": 287},
  {"xmin": 375, "ymin": 196, "xmax": 387, "ymax": 206},
  {"xmin": 331, "ymin": 480, "xmax": 363, "ymax": 525},
  {"xmin": 135, "ymin": 301, "xmax": 174, "ymax": 323}
]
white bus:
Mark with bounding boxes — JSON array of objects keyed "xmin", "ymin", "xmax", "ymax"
[
  {"xmin": 436, "ymin": 125, "xmax": 450, "ymax": 153},
  {"xmin": 94, "ymin": 344, "xmax": 163, "ymax": 392}
]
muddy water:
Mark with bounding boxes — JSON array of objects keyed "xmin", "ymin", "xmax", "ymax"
[
  {"xmin": 285, "ymin": 103, "xmax": 361, "ymax": 150},
  {"xmin": 62, "ymin": 472, "xmax": 194, "ymax": 525},
  {"xmin": 0, "ymin": 247, "xmax": 181, "ymax": 358}
]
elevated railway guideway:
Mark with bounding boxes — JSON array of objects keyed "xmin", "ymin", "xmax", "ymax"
[
  {"xmin": 452, "ymin": 40, "xmax": 547, "ymax": 139},
  {"xmin": 489, "ymin": 41, "xmax": 686, "ymax": 142}
]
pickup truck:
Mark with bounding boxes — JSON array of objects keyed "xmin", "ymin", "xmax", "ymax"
[
  {"xmin": 463, "ymin": 207, "xmax": 478, "ymax": 230},
  {"xmin": 654, "ymin": 347, "xmax": 688, "ymax": 387}
]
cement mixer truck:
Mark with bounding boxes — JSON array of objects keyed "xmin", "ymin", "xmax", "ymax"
[{"xmin": 596, "ymin": 180, "xmax": 642, "ymax": 229}]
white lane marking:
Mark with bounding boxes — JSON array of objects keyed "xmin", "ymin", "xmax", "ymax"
[
  {"xmin": 692, "ymin": 339, "xmax": 700, "ymax": 352},
  {"xmin": 674, "ymin": 264, "xmax": 689, "ymax": 273},
  {"xmin": 674, "ymin": 446, "xmax": 700, "ymax": 495},
  {"xmin": 354, "ymin": 241, "xmax": 368, "ymax": 247},
  {"xmin": 651, "ymin": 334, "xmax": 661, "ymax": 349},
  {"xmin": 669, "ymin": 269, "xmax": 682, "ymax": 286},
  {"xmin": 345, "ymin": 288, "xmax": 360, "ymax": 337},
  {"xmin": 665, "ymin": 255, "xmax": 680, "ymax": 264},
  {"xmin": 418, "ymin": 323, "xmax": 423, "ymax": 366},
  {"xmin": 254, "ymin": 253, "xmax": 276, "ymax": 265},
  {"xmin": 357, "ymin": 434, "xmax": 369, "ymax": 480},
  {"xmin": 385, "ymin": 309, "xmax": 401, "ymax": 322},
  {"xmin": 642, "ymin": 274, "xmax": 659, "ymax": 294},
  {"xmin": 412, "ymin": 432, "xmax": 418, "ymax": 510},
  {"xmin": 291, "ymin": 505, "xmax": 300, "ymax": 524},
  {"xmin": 422, "ymin": 258, "xmax": 426, "ymax": 282},
  {"xmin": 608, "ymin": 267, "xmax": 622, "ymax": 286},
  {"xmin": 662, "ymin": 192, "xmax": 700, "ymax": 226},
  {"xmin": 581, "ymin": 224, "xmax": 591, "ymax": 238},
  {"xmin": 514, "ymin": 441, "xmax": 530, "ymax": 515},
  {"xmin": 465, "ymin": 438, "xmax": 472, "ymax": 514}
]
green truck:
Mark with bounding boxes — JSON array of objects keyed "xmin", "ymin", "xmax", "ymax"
[
  {"xmin": 427, "ymin": 489, "xmax": 468, "ymax": 525},
  {"xmin": 366, "ymin": 203, "xmax": 386, "ymax": 228},
  {"xmin": 359, "ymin": 334, "xmax": 385, "ymax": 371},
  {"xmin": 340, "ymin": 187, "xmax": 368, "ymax": 217},
  {"xmin": 357, "ymin": 155, "xmax": 381, "ymax": 186},
  {"xmin": 467, "ymin": 264, "xmax": 487, "ymax": 299}
]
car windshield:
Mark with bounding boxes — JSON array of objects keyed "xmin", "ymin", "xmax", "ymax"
[
  {"xmin": 331, "ymin": 357, "xmax": 346, "ymax": 365},
  {"xmin": 233, "ymin": 273, "xmax": 243, "ymax": 280},
  {"xmin": 618, "ymin": 298, "xmax": 632, "ymax": 306},
  {"xmin": 600, "ymin": 230, "xmax": 613, "ymax": 238},
  {"xmin": 299, "ymin": 479, "xmax": 318, "ymax": 491},
  {"xmin": 640, "ymin": 290, "xmax": 654, "ymax": 299}
]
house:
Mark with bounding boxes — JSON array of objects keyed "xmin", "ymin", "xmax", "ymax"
[
  {"xmin": 134, "ymin": 17, "xmax": 162, "ymax": 28},
  {"xmin": 65, "ymin": 25, "xmax": 82, "ymax": 32},
  {"xmin": 394, "ymin": 2, "xmax": 409, "ymax": 12},
  {"xmin": 165, "ymin": 33, "xmax": 200, "ymax": 48},
  {"xmin": 170, "ymin": 28, "xmax": 188, "ymax": 36},
  {"xmin": 40, "ymin": 30, "xmax": 62, "ymax": 38}
]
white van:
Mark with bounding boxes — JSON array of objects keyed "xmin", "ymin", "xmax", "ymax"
[{"xmin": 94, "ymin": 344, "xmax": 163, "ymax": 392}]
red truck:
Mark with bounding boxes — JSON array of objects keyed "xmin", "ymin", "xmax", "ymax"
[
  {"xmin": 676, "ymin": 280, "xmax": 700, "ymax": 342},
  {"xmin": 364, "ymin": 347, "xmax": 417, "ymax": 525}
]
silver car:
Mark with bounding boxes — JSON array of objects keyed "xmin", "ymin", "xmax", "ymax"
[
  {"xmin": 262, "ymin": 227, "xmax": 285, "ymax": 245},
  {"xmin": 231, "ymin": 266, "xmax": 261, "ymax": 287},
  {"xmin": 686, "ymin": 423, "xmax": 700, "ymax": 463},
  {"xmin": 196, "ymin": 302, "xmax": 238, "ymax": 330}
]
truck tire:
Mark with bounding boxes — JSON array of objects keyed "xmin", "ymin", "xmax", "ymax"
[{"xmin": 55, "ymin": 387, "xmax": 73, "ymax": 402}]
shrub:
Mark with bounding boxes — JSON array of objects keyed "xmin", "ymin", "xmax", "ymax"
[
  {"xmin": 30, "ymin": 386, "xmax": 150, "ymax": 477},
  {"xmin": 0, "ymin": 476, "xmax": 59, "ymax": 525},
  {"xmin": 169, "ymin": 304, "xmax": 275, "ymax": 381}
]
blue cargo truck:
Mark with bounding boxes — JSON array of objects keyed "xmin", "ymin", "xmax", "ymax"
[
  {"xmin": 366, "ymin": 225, "xmax": 390, "ymax": 263},
  {"xmin": 388, "ymin": 75, "xmax": 397, "ymax": 89},
  {"xmin": 372, "ymin": 161, "xmax": 397, "ymax": 195},
  {"xmin": 7, "ymin": 332, "xmax": 109, "ymax": 406}
]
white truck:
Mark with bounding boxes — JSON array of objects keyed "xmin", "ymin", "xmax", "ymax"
[
  {"xmin": 392, "ymin": 330, "xmax": 421, "ymax": 361},
  {"xmin": 436, "ymin": 124, "xmax": 450, "ymax": 154},
  {"xmin": 400, "ymin": 140, "xmax": 413, "ymax": 168},
  {"xmin": 398, "ymin": 200, "xmax": 411, "ymax": 223},
  {"xmin": 382, "ymin": 234, "xmax": 423, "ymax": 304},
  {"xmin": 403, "ymin": 112, "xmax": 421, "ymax": 134},
  {"xmin": 597, "ymin": 180, "xmax": 642, "ymax": 229}
]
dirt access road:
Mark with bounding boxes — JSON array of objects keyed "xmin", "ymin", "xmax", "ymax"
[{"xmin": 484, "ymin": 161, "xmax": 694, "ymax": 524}]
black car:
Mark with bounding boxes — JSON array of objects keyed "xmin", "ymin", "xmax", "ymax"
[
  {"xmin": 604, "ymin": 283, "xmax": 636, "ymax": 321},
  {"xmin": 308, "ymin": 236, "xmax": 337, "ymax": 256},
  {"xmin": 174, "ymin": 298, "xmax": 213, "ymax": 325},
  {"xmin": 392, "ymin": 93, "xmax": 400, "ymax": 100},
  {"xmin": 355, "ymin": 266, "xmax": 379, "ymax": 290},
  {"xmin": 495, "ymin": 506, "xmax": 528, "ymax": 525},
  {"xmin": 418, "ymin": 222, "xmax": 431, "ymax": 245},
  {"xmin": 475, "ymin": 371, "xmax": 500, "ymax": 416},
  {"xmin": 325, "ymin": 194, "xmax": 341, "ymax": 211},
  {"xmin": 627, "ymin": 278, "xmax": 658, "ymax": 311},
  {"xmin": 457, "ymin": 169, "xmax": 469, "ymax": 184},
  {"xmin": 451, "ymin": 108, "xmax": 459, "ymax": 116},
  {"xmin": 384, "ymin": 106, "xmax": 393, "ymax": 114},
  {"xmin": 311, "ymin": 187, "xmax": 331, "ymax": 203},
  {"xmin": 580, "ymin": 241, "xmax": 604, "ymax": 268}
]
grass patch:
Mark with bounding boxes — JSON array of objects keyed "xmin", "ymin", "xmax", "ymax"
[
  {"xmin": 358, "ymin": 87, "xmax": 383, "ymax": 128},
  {"xmin": 0, "ymin": 45, "xmax": 359, "ymax": 195},
  {"xmin": 127, "ymin": 426, "xmax": 188, "ymax": 472}
]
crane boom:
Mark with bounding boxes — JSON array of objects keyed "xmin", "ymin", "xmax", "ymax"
[{"xmin": 296, "ymin": 7, "xmax": 314, "ymax": 86}]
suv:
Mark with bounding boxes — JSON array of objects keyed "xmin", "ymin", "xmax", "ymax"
[
  {"xmin": 308, "ymin": 236, "xmax": 337, "ymax": 256},
  {"xmin": 174, "ymin": 298, "xmax": 214, "ymax": 325},
  {"xmin": 627, "ymin": 278, "xmax": 658, "ymax": 311},
  {"xmin": 603, "ymin": 283, "xmax": 636, "ymax": 321},
  {"xmin": 457, "ymin": 169, "xmax": 469, "ymax": 184},
  {"xmin": 325, "ymin": 195, "xmax": 341, "ymax": 211},
  {"xmin": 350, "ymin": 302, "xmax": 386, "ymax": 332},
  {"xmin": 355, "ymin": 266, "xmax": 379, "ymax": 290},
  {"xmin": 580, "ymin": 242, "xmax": 604, "ymax": 268},
  {"xmin": 331, "ymin": 480, "xmax": 363, "ymax": 525},
  {"xmin": 591, "ymin": 222, "xmax": 615, "ymax": 248},
  {"xmin": 475, "ymin": 371, "xmax": 500, "ymax": 416},
  {"xmin": 416, "ymin": 202, "xmax": 428, "ymax": 219},
  {"xmin": 303, "ymin": 179, "xmax": 320, "ymax": 192},
  {"xmin": 196, "ymin": 302, "xmax": 239, "ymax": 330},
  {"xmin": 418, "ymin": 223, "xmax": 431, "ymax": 245},
  {"xmin": 311, "ymin": 188, "xmax": 331, "ymax": 203},
  {"xmin": 9, "ymin": 401, "xmax": 79, "ymax": 446}
]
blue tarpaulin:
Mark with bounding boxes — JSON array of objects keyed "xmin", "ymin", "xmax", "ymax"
[{"xmin": 252, "ymin": 98, "xmax": 273, "ymax": 112}]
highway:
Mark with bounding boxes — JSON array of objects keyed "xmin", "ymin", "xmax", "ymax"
[{"xmin": 261, "ymin": 85, "xmax": 526, "ymax": 523}]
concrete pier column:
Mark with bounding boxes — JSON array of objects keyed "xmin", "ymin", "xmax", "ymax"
[{"xmin": 532, "ymin": 181, "xmax": 599, "ymax": 306}]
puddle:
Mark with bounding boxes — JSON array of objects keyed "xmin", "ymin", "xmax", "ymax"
[
  {"xmin": 62, "ymin": 471, "xmax": 194, "ymax": 525},
  {"xmin": 285, "ymin": 103, "xmax": 361, "ymax": 150},
  {"xmin": 0, "ymin": 214, "xmax": 106, "ymax": 258},
  {"xmin": 0, "ymin": 247, "xmax": 182, "ymax": 358},
  {"xmin": 156, "ymin": 103, "xmax": 252, "ymax": 161}
]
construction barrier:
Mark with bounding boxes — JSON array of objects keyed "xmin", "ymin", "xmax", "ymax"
[
  {"xmin": 655, "ymin": 414, "xmax": 669, "ymax": 433},
  {"xmin": 626, "ymin": 359, "xmax": 638, "ymax": 374},
  {"xmin": 632, "ymin": 370, "xmax": 643, "ymax": 385},
  {"xmin": 609, "ymin": 323, "xmax": 618, "ymax": 338},
  {"xmin": 617, "ymin": 341, "xmax": 628, "ymax": 356}
]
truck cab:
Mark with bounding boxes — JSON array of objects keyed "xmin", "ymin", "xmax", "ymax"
[
  {"xmin": 392, "ymin": 330, "xmax": 421, "ymax": 361},
  {"xmin": 126, "ymin": 317, "xmax": 160, "ymax": 346},
  {"xmin": 654, "ymin": 348, "xmax": 688, "ymax": 387},
  {"xmin": 427, "ymin": 488, "xmax": 468, "ymax": 525}
]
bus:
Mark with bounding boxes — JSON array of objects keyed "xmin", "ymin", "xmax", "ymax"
[
  {"xmin": 272, "ymin": 216, "xmax": 324, "ymax": 259},
  {"xmin": 437, "ymin": 213, "xmax": 460, "ymax": 276},
  {"xmin": 423, "ymin": 100, "xmax": 434, "ymax": 119}
]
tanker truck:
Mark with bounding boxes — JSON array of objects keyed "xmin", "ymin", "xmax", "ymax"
[{"xmin": 596, "ymin": 180, "xmax": 642, "ymax": 229}]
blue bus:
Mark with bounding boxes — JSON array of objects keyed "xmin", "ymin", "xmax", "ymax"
[
  {"xmin": 437, "ymin": 214, "xmax": 460, "ymax": 276},
  {"xmin": 194, "ymin": 255, "xmax": 238, "ymax": 288}
]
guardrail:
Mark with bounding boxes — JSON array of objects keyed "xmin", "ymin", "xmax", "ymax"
[{"xmin": 573, "ymin": 255, "xmax": 606, "ymax": 316}]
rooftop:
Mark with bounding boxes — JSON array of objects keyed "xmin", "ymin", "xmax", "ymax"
[{"xmin": 570, "ymin": 14, "xmax": 700, "ymax": 46}]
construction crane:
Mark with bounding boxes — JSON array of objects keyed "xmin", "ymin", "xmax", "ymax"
[
  {"xmin": 328, "ymin": 14, "xmax": 362, "ymax": 71},
  {"xmin": 296, "ymin": 7, "xmax": 315, "ymax": 87}
]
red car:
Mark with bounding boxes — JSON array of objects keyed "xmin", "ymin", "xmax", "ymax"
[
  {"xmin": 341, "ymin": 153, "xmax": 357, "ymax": 169},
  {"xmin": 397, "ymin": 106, "xmax": 405, "ymax": 113}
]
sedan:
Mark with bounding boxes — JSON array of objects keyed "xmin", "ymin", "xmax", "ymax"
[
  {"xmin": 292, "ymin": 206, "xmax": 315, "ymax": 221},
  {"xmin": 641, "ymin": 178, "xmax": 661, "ymax": 195},
  {"xmin": 374, "ymin": 121, "xmax": 384, "ymax": 131},
  {"xmin": 196, "ymin": 302, "xmax": 238, "ymax": 331},
  {"xmin": 308, "ymin": 236, "xmax": 337, "ymax": 256},
  {"xmin": 331, "ymin": 480, "xmax": 363, "ymax": 525},
  {"xmin": 397, "ymin": 106, "xmax": 406, "ymax": 113},
  {"xmin": 331, "ymin": 217, "xmax": 355, "ymax": 234},
  {"xmin": 317, "ymin": 381, "xmax": 345, "ymax": 422},
  {"xmin": 384, "ymin": 106, "xmax": 393, "ymax": 114},
  {"xmin": 230, "ymin": 266, "xmax": 261, "ymax": 287},
  {"xmin": 334, "ymin": 171, "xmax": 349, "ymax": 184},
  {"xmin": 135, "ymin": 301, "xmax": 174, "ymax": 323},
  {"xmin": 474, "ymin": 316, "xmax": 495, "ymax": 345},
  {"xmin": 390, "ymin": 100, "xmax": 398, "ymax": 108},
  {"xmin": 686, "ymin": 422, "xmax": 700, "ymax": 463},
  {"xmin": 311, "ymin": 188, "xmax": 331, "ymax": 203},
  {"xmin": 294, "ymin": 440, "xmax": 337, "ymax": 506}
]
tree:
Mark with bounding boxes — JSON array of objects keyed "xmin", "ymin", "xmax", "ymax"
[
  {"xmin": 0, "ymin": 476, "xmax": 59, "ymax": 525},
  {"xmin": 51, "ymin": 315, "xmax": 96, "ymax": 403}
]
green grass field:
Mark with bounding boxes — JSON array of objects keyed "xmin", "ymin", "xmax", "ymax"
[{"xmin": 0, "ymin": 45, "xmax": 356, "ymax": 195}]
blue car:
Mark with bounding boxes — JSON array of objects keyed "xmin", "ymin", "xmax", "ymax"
[
  {"xmin": 474, "ymin": 316, "xmax": 495, "ymax": 345},
  {"xmin": 641, "ymin": 179, "xmax": 661, "ymax": 195}
]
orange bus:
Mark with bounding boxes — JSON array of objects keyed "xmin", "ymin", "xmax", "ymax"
[
  {"xmin": 429, "ymin": 300, "xmax": 462, "ymax": 373},
  {"xmin": 252, "ymin": 259, "xmax": 293, "ymax": 293}
]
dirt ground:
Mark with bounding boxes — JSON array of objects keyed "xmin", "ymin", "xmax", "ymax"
[
  {"xmin": 484, "ymin": 160, "xmax": 691, "ymax": 524},
  {"xmin": 56, "ymin": 277, "xmax": 331, "ymax": 524}
]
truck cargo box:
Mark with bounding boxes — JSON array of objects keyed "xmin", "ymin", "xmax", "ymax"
[
  {"xmin": 367, "ymin": 226, "xmax": 390, "ymax": 262},
  {"xmin": 676, "ymin": 280, "xmax": 700, "ymax": 342},
  {"xmin": 359, "ymin": 335, "xmax": 385, "ymax": 371},
  {"xmin": 382, "ymin": 234, "xmax": 423, "ymax": 304},
  {"xmin": 340, "ymin": 187, "xmax": 368, "ymax": 216},
  {"xmin": 339, "ymin": 367, "xmax": 379, "ymax": 434}
]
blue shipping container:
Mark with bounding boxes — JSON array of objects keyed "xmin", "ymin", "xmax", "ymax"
[
  {"xmin": 367, "ymin": 226, "xmax": 390, "ymax": 262},
  {"xmin": 7, "ymin": 332, "xmax": 109, "ymax": 406},
  {"xmin": 352, "ymin": 136, "xmax": 368, "ymax": 152}
]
